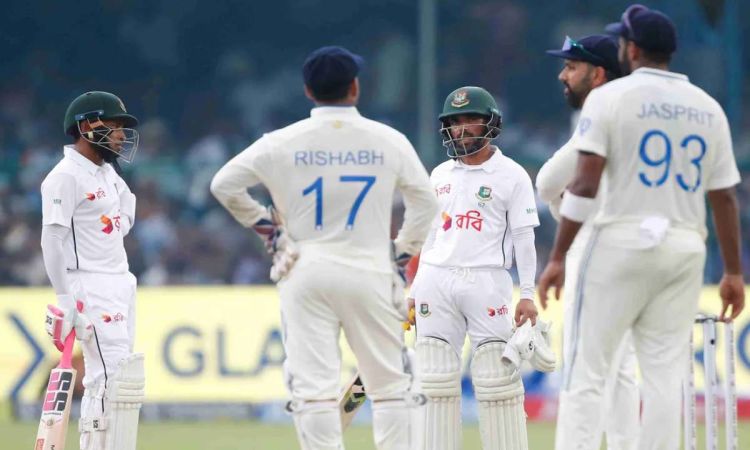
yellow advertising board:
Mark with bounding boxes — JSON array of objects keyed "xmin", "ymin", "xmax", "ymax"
[{"xmin": 1, "ymin": 286, "xmax": 749, "ymax": 407}]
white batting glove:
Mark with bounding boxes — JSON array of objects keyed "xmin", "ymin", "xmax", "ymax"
[
  {"xmin": 270, "ymin": 243, "xmax": 299, "ymax": 282},
  {"xmin": 502, "ymin": 321, "xmax": 535, "ymax": 369},
  {"xmin": 45, "ymin": 294, "xmax": 93, "ymax": 352},
  {"xmin": 529, "ymin": 320, "xmax": 557, "ymax": 372}
]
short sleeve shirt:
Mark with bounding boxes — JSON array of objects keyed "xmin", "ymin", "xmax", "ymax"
[
  {"xmin": 41, "ymin": 146, "xmax": 131, "ymax": 273},
  {"xmin": 569, "ymin": 68, "xmax": 740, "ymax": 238},
  {"xmin": 421, "ymin": 148, "xmax": 540, "ymax": 268}
]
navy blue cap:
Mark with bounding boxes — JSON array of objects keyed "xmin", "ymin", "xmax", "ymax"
[
  {"xmin": 303, "ymin": 46, "xmax": 364, "ymax": 95},
  {"xmin": 605, "ymin": 4, "xmax": 677, "ymax": 54},
  {"xmin": 546, "ymin": 34, "xmax": 621, "ymax": 76}
]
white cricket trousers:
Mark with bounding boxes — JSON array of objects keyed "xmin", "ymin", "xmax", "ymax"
[
  {"xmin": 555, "ymin": 225, "xmax": 705, "ymax": 450},
  {"xmin": 411, "ymin": 264, "xmax": 514, "ymax": 354},
  {"xmin": 561, "ymin": 225, "xmax": 640, "ymax": 450},
  {"xmin": 279, "ymin": 258, "xmax": 411, "ymax": 402},
  {"xmin": 68, "ymin": 270, "xmax": 137, "ymax": 389}
]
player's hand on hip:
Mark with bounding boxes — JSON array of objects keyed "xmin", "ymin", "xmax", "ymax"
[
  {"xmin": 515, "ymin": 298, "xmax": 538, "ymax": 327},
  {"xmin": 45, "ymin": 295, "xmax": 93, "ymax": 352},
  {"xmin": 719, "ymin": 273, "xmax": 745, "ymax": 322},
  {"xmin": 538, "ymin": 260, "xmax": 565, "ymax": 310}
]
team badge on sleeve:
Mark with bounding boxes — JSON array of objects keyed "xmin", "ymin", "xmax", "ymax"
[
  {"xmin": 475, "ymin": 186, "xmax": 493, "ymax": 201},
  {"xmin": 419, "ymin": 303, "xmax": 431, "ymax": 317},
  {"xmin": 578, "ymin": 117, "xmax": 591, "ymax": 135}
]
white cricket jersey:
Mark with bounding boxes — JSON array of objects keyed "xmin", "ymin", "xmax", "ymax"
[
  {"xmin": 421, "ymin": 148, "xmax": 540, "ymax": 268},
  {"xmin": 570, "ymin": 68, "xmax": 741, "ymax": 239},
  {"xmin": 210, "ymin": 106, "xmax": 437, "ymax": 274},
  {"xmin": 41, "ymin": 146, "xmax": 133, "ymax": 273}
]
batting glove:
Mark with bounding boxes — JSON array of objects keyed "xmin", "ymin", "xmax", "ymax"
[
  {"xmin": 529, "ymin": 320, "xmax": 557, "ymax": 372},
  {"xmin": 45, "ymin": 294, "xmax": 93, "ymax": 352}
]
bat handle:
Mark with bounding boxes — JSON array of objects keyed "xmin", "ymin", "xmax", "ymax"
[{"xmin": 60, "ymin": 330, "xmax": 76, "ymax": 369}]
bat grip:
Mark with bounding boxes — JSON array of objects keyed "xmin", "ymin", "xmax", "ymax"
[{"xmin": 60, "ymin": 330, "xmax": 76, "ymax": 369}]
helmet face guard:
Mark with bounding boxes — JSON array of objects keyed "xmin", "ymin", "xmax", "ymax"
[
  {"xmin": 440, "ymin": 113, "xmax": 501, "ymax": 159},
  {"xmin": 76, "ymin": 110, "xmax": 139, "ymax": 164}
]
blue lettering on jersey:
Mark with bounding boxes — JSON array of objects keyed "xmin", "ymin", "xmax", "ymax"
[
  {"xmin": 294, "ymin": 150, "xmax": 385, "ymax": 166},
  {"xmin": 636, "ymin": 102, "xmax": 714, "ymax": 127}
]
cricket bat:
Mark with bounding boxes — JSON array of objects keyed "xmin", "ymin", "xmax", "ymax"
[
  {"xmin": 338, "ymin": 372, "xmax": 366, "ymax": 429},
  {"xmin": 35, "ymin": 330, "xmax": 76, "ymax": 450}
]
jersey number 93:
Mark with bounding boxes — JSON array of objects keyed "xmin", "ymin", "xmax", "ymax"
[{"xmin": 638, "ymin": 129, "xmax": 706, "ymax": 192}]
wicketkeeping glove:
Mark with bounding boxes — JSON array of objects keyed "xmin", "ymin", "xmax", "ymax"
[{"xmin": 45, "ymin": 294, "xmax": 93, "ymax": 352}]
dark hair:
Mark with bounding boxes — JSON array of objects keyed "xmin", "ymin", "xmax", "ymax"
[
  {"xmin": 604, "ymin": 69, "xmax": 619, "ymax": 82},
  {"xmin": 69, "ymin": 126, "xmax": 81, "ymax": 141},
  {"xmin": 307, "ymin": 81, "xmax": 352, "ymax": 102},
  {"xmin": 640, "ymin": 48, "xmax": 672, "ymax": 65}
]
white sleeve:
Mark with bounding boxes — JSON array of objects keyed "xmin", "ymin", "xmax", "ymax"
[
  {"xmin": 511, "ymin": 226, "xmax": 536, "ymax": 300},
  {"xmin": 41, "ymin": 173, "xmax": 77, "ymax": 227},
  {"xmin": 536, "ymin": 138, "xmax": 578, "ymax": 204},
  {"xmin": 508, "ymin": 170, "xmax": 540, "ymax": 230},
  {"xmin": 567, "ymin": 87, "xmax": 614, "ymax": 158},
  {"xmin": 705, "ymin": 109, "xmax": 741, "ymax": 191},
  {"xmin": 393, "ymin": 135, "xmax": 439, "ymax": 256},
  {"xmin": 41, "ymin": 224, "xmax": 71, "ymax": 295},
  {"xmin": 117, "ymin": 178, "xmax": 136, "ymax": 236},
  {"xmin": 210, "ymin": 137, "xmax": 273, "ymax": 228}
]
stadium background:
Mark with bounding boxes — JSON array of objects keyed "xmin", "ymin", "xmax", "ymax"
[{"xmin": 1, "ymin": 0, "xmax": 749, "ymax": 447}]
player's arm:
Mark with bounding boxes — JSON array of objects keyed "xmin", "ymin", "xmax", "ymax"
[
  {"xmin": 210, "ymin": 139, "xmax": 271, "ymax": 228},
  {"xmin": 708, "ymin": 187, "xmax": 744, "ymax": 321},
  {"xmin": 535, "ymin": 139, "xmax": 577, "ymax": 205},
  {"xmin": 116, "ymin": 176, "xmax": 136, "ymax": 236},
  {"xmin": 508, "ymin": 172, "xmax": 541, "ymax": 326},
  {"xmin": 392, "ymin": 136, "xmax": 439, "ymax": 258},
  {"xmin": 40, "ymin": 174, "xmax": 92, "ymax": 350},
  {"xmin": 705, "ymin": 109, "xmax": 744, "ymax": 321},
  {"xmin": 538, "ymin": 152, "xmax": 605, "ymax": 308}
]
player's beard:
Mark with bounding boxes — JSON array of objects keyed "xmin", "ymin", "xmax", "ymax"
[
  {"xmin": 563, "ymin": 73, "xmax": 594, "ymax": 109},
  {"xmin": 619, "ymin": 54, "xmax": 633, "ymax": 76}
]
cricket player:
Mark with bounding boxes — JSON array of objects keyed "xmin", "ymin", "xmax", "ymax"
[
  {"xmin": 210, "ymin": 46, "xmax": 438, "ymax": 450},
  {"xmin": 408, "ymin": 86, "xmax": 555, "ymax": 450},
  {"xmin": 538, "ymin": 5, "xmax": 745, "ymax": 450},
  {"xmin": 41, "ymin": 91, "xmax": 145, "ymax": 450},
  {"xmin": 537, "ymin": 35, "xmax": 640, "ymax": 450}
]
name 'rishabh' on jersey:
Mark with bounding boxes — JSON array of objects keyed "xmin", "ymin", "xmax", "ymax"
[{"xmin": 569, "ymin": 68, "xmax": 740, "ymax": 239}]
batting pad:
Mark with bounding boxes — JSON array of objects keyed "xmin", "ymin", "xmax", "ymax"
[
  {"xmin": 471, "ymin": 340, "xmax": 528, "ymax": 450},
  {"xmin": 415, "ymin": 337, "xmax": 461, "ymax": 450}
]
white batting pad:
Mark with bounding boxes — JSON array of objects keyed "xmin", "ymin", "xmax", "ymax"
[
  {"xmin": 79, "ymin": 353, "xmax": 144, "ymax": 450},
  {"xmin": 471, "ymin": 340, "xmax": 528, "ymax": 450},
  {"xmin": 288, "ymin": 399, "xmax": 343, "ymax": 450},
  {"xmin": 415, "ymin": 337, "xmax": 462, "ymax": 450}
]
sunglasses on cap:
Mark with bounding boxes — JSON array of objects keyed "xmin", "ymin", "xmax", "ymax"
[{"xmin": 561, "ymin": 36, "xmax": 607, "ymax": 66}]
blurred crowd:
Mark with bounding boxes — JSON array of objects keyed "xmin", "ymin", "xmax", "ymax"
[{"xmin": 2, "ymin": 0, "xmax": 750, "ymax": 286}]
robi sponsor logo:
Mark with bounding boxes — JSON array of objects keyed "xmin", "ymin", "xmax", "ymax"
[
  {"xmin": 100, "ymin": 215, "xmax": 121, "ymax": 234},
  {"xmin": 487, "ymin": 305, "xmax": 509, "ymax": 317},
  {"xmin": 442, "ymin": 210, "xmax": 484, "ymax": 232},
  {"xmin": 102, "ymin": 312, "xmax": 125, "ymax": 323},
  {"xmin": 441, "ymin": 212, "xmax": 452, "ymax": 231}
]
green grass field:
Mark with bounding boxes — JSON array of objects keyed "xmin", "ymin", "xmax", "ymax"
[{"xmin": 5, "ymin": 420, "xmax": 749, "ymax": 449}]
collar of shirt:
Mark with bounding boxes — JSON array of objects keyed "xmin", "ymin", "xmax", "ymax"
[
  {"xmin": 310, "ymin": 106, "xmax": 361, "ymax": 118},
  {"xmin": 451, "ymin": 146, "xmax": 503, "ymax": 173},
  {"xmin": 64, "ymin": 145, "xmax": 106, "ymax": 176},
  {"xmin": 632, "ymin": 67, "xmax": 688, "ymax": 82}
]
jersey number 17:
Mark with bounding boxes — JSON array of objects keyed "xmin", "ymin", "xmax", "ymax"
[{"xmin": 302, "ymin": 175, "xmax": 376, "ymax": 230}]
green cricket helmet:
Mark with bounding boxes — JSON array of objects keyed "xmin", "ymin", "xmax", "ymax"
[
  {"xmin": 439, "ymin": 86, "xmax": 502, "ymax": 158},
  {"xmin": 64, "ymin": 91, "xmax": 140, "ymax": 164}
]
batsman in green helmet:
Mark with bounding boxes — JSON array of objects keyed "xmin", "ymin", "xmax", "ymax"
[
  {"xmin": 409, "ymin": 86, "xmax": 551, "ymax": 450},
  {"xmin": 63, "ymin": 91, "xmax": 140, "ymax": 172},
  {"xmin": 438, "ymin": 86, "xmax": 502, "ymax": 159},
  {"xmin": 40, "ymin": 91, "xmax": 144, "ymax": 450}
]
